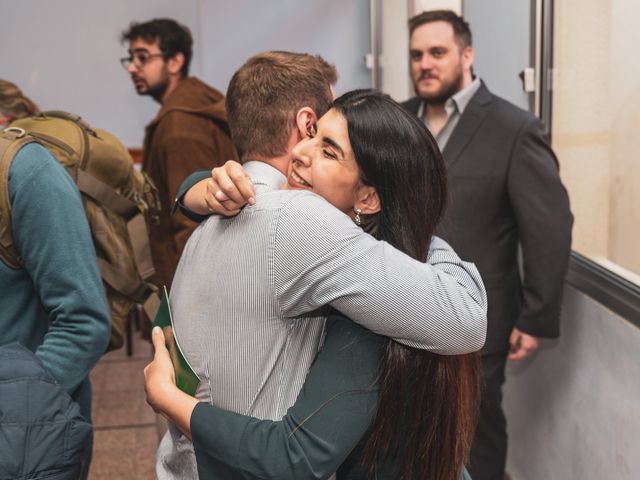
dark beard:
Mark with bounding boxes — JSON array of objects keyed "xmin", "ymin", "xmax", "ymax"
[
  {"xmin": 147, "ymin": 78, "xmax": 170, "ymax": 103},
  {"xmin": 417, "ymin": 71, "xmax": 465, "ymax": 107},
  {"xmin": 137, "ymin": 67, "xmax": 171, "ymax": 103}
]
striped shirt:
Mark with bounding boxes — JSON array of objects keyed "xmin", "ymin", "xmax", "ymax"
[{"xmin": 157, "ymin": 161, "xmax": 487, "ymax": 479}]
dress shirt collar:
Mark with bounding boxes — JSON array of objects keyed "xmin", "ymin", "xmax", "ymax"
[
  {"xmin": 450, "ymin": 76, "xmax": 482, "ymax": 115},
  {"xmin": 243, "ymin": 161, "xmax": 287, "ymax": 191},
  {"xmin": 417, "ymin": 77, "xmax": 482, "ymax": 120}
]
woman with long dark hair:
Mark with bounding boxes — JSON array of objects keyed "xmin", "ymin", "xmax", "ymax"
[
  {"xmin": 145, "ymin": 89, "xmax": 481, "ymax": 479},
  {"xmin": 333, "ymin": 90, "xmax": 481, "ymax": 480}
]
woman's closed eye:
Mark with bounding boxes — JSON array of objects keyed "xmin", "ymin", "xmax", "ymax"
[
  {"xmin": 320, "ymin": 137, "xmax": 345, "ymax": 160},
  {"xmin": 322, "ymin": 148, "xmax": 337, "ymax": 160}
]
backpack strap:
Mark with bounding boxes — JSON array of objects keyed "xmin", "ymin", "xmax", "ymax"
[
  {"xmin": 0, "ymin": 128, "xmax": 36, "ymax": 269},
  {"xmin": 127, "ymin": 214, "xmax": 156, "ymax": 280},
  {"xmin": 66, "ymin": 166, "xmax": 156, "ymax": 281},
  {"xmin": 97, "ymin": 250, "xmax": 159, "ymax": 320},
  {"xmin": 68, "ymin": 167, "xmax": 140, "ymax": 219},
  {"xmin": 97, "ymin": 257, "xmax": 155, "ymax": 304},
  {"xmin": 38, "ymin": 111, "xmax": 94, "ymax": 167},
  {"xmin": 39, "ymin": 110, "xmax": 96, "ymax": 135}
]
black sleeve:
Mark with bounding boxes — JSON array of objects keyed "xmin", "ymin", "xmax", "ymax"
[
  {"xmin": 172, "ymin": 169, "xmax": 212, "ymax": 222},
  {"xmin": 508, "ymin": 119, "xmax": 573, "ymax": 338}
]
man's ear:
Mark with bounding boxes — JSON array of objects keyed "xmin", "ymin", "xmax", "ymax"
[
  {"xmin": 295, "ymin": 107, "xmax": 318, "ymax": 140},
  {"xmin": 167, "ymin": 52, "xmax": 185, "ymax": 76},
  {"xmin": 355, "ymin": 185, "xmax": 381, "ymax": 215},
  {"xmin": 462, "ymin": 46, "xmax": 474, "ymax": 72}
]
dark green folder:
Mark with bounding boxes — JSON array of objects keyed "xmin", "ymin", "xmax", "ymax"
[{"xmin": 152, "ymin": 286, "xmax": 200, "ymax": 396}]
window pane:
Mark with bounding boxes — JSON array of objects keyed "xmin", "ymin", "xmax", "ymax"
[{"xmin": 553, "ymin": 0, "xmax": 640, "ymax": 282}]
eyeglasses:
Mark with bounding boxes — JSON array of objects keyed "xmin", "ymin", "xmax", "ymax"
[{"xmin": 120, "ymin": 52, "xmax": 167, "ymax": 70}]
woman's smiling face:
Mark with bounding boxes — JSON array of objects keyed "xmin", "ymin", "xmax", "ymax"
[{"xmin": 287, "ymin": 108, "xmax": 362, "ymax": 214}]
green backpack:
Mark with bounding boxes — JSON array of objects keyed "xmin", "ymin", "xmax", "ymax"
[{"xmin": 0, "ymin": 111, "xmax": 160, "ymax": 351}]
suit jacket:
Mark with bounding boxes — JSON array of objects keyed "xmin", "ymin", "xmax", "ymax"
[{"xmin": 403, "ymin": 81, "xmax": 573, "ymax": 353}]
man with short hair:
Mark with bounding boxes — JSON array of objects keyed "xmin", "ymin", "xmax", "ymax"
[
  {"xmin": 155, "ymin": 50, "xmax": 487, "ymax": 478},
  {"xmin": 120, "ymin": 18, "xmax": 237, "ymax": 291},
  {"xmin": 402, "ymin": 10, "xmax": 573, "ymax": 480}
]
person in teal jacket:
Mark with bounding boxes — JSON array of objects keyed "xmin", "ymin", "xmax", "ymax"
[
  {"xmin": 0, "ymin": 140, "xmax": 111, "ymax": 414},
  {"xmin": 0, "ymin": 136, "xmax": 111, "ymax": 477},
  {"xmin": 145, "ymin": 90, "xmax": 481, "ymax": 479}
]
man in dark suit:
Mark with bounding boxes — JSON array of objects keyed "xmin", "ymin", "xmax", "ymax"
[{"xmin": 402, "ymin": 10, "xmax": 573, "ymax": 480}]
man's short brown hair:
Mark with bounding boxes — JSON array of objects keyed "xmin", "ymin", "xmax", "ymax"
[
  {"xmin": 409, "ymin": 10, "xmax": 472, "ymax": 50},
  {"xmin": 226, "ymin": 51, "xmax": 337, "ymax": 160}
]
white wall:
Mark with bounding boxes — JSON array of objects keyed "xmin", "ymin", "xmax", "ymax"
[
  {"xmin": 1, "ymin": 0, "xmax": 372, "ymax": 147},
  {"xmin": 504, "ymin": 286, "xmax": 640, "ymax": 479},
  {"xmin": 198, "ymin": 1, "xmax": 372, "ymax": 100},
  {"xmin": 380, "ymin": 0, "xmax": 411, "ymax": 101},
  {"xmin": 414, "ymin": 0, "xmax": 461, "ymax": 14}
]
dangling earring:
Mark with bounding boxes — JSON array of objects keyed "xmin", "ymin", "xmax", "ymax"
[{"xmin": 354, "ymin": 208, "xmax": 362, "ymax": 226}]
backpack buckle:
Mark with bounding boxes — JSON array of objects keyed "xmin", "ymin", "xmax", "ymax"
[{"xmin": 3, "ymin": 127, "xmax": 26, "ymax": 139}]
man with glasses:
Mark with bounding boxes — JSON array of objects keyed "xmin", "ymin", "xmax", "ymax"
[{"xmin": 120, "ymin": 18, "xmax": 237, "ymax": 294}]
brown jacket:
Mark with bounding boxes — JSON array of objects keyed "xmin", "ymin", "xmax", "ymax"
[{"xmin": 143, "ymin": 77, "xmax": 237, "ymax": 291}]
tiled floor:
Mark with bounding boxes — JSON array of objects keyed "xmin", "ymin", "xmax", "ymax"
[{"xmin": 88, "ymin": 333, "xmax": 158, "ymax": 480}]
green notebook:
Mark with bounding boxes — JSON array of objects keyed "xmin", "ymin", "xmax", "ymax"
[{"xmin": 152, "ymin": 286, "xmax": 200, "ymax": 396}]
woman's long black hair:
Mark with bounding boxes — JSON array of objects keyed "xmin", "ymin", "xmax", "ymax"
[{"xmin": 333, "ymin": 89, "xmax": 481, "ymax": 480}]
